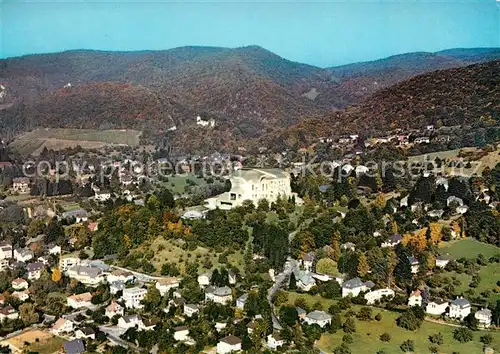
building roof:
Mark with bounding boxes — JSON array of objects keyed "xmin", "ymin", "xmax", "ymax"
[
  {"xmin": 26, "ymin": 262, "xmax": 44, "ymax": 272},
  {"xmin": 68, "ymin": 292, "xmax": 92, "ymax": 303},
  {"xmin": 410, "ymin": 289, "xmax": 422, "ymax": 298},
  {"xmin": 451, "ymin": 297, "xmax": 470, "ymax": 308},
  {"xmin": 174, "ymin": 325, "xmax": 189, "ymax": 332},
  {"xmin": 106, "ymin": 301, "xmax": 122, "ymax": 312},
  {"xmin": 156, "ymin": 277, "xmax": 179, "ymax": 286},
  {"xmin": 476, "ymin": 308, "xmax": 492, "ymax": 316},
  {"xmin": 220, "ymin": 335, "xmax": 242, "ymax": 346},
  {"xmin": 306, "ymin": 310, "xmax": 332, "ymax": 321},
  {"xmin": 232, "ymin": 168, "xmax": 288, "ymax": 181},
  {"xmin": 69, "ymin": 265, "xmax": 102, "ymax": 277},
  {"xmin": 12, "ymin": 278, "xmax": 27, "ymax": 285},
  {"xmin": 342, "ymin": 277, "xmax": 365, "ymax": 289},
  {"xmin": 212, "ymin": 286, "xmax": 232, "ymax": 296},
  {"xmin": 79, "ymin": 327, "xmax": 95, "ymax": 335},
  {"xmin": 122, "ymin": 314, "xmax": 141, "ymax": 323},
  {"xmin": 52, "ymin": 317, "xmax": 69, "ymax": 330},
  {"xmin": 63, "ymin": 339, "xmax": 85, "ymax": 354},
  {"xmin": 296, "ymin": 307, "xmax": 306, "ymax": 315},
  {"xmin": 429, "ymin": 298, "xmax": 448, "ymax": 305}
]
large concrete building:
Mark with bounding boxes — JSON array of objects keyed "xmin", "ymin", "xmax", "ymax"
[{"xmin": 205, "ymin": 168, "xmax": 298, "ymax": 210}]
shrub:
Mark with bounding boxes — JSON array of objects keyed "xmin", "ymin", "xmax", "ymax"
[
  {"xmin": 375, "ymin": 313, "xmax": 382, "ymax": 321},
  {"xmin": 429, "ymin": 345, "xmax": 439, "ymax": 353},
  {"xmin": 428, "ymin": 332, "xmax": 444, "ymax": 345},
  {"xmin": 400, "ymin": 339, "xmax": 415, "ymax": 353},
  {"xmin": 343, "ymin": 317, "xmax": 356, "ymax": 334},
  {"xmin": 380, "ymin": 332, "xmax": 391, "ymax": 342},
  {"xmin": 342, "ymin": 334, "xmax": 353, "ymax": 344},
  {"xmin": 480, "ymin": 333, "xmax": 493, "ymax": 345},
  {"xmin": 453, "ymin": 327, "xmax": 473, "ymax": 343}
]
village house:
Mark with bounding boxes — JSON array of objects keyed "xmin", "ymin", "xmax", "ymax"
[
  {"xmin": 427, "ymin": 209, "xmax": 445, "ymax": 218},
  {"xmin": 122, "ymin": 287, "xmax": 147, "ymax": 309},
  {"xmin": 94, "ymin": 191, "xmax": 111, "ymax": 202},
  {"xmin": 0, "ymin": 306, "xmax": 19, "ymax": 321},
  {"xmin": 61, "ymin": 209, "xmax": 89, "ymax": 223},
  {"xmin": 13, "ymin": 248, "xmax": 33, "ymax": 263},
  {"xmin": 11, "ymin": 278, "xmax": 28, "ymax": 290},
  {"xmin": 475, "ymin": 308, "xmax": 492, "ymax": 327},
  {"xmin": 0, "ymin": 243, "xmax": 12, "ymax": 260},
  {"xmin": 216, "ymin": 335, "xmax": 242, "ymax": 354},
  {"xmin": 426, "ymin": 299, "xmax": 449, "ymax": 316},
  {"xmin": 381, "ymin": 234, "xmax": 402, "ymax": 248},
  {"xmin": 408, "ymin": 256, "xmax": 420, "ymax": 274},
  {"xmin": 267, "ymin": 332, "xmax": 284, "ymax": 349},
  {"xmin": 183, "ymin": 303, "xmax": 200, "ymax": 317},
  {"xmin": 435, "ymin": 255, "xmax": 453, "ymax": 268},
  {"xmin": 449, "ymin": 297, "xmax": 471, "ymax": 320},
  {"xmin": 342, "ymin": 278, "xmax": 375, "ymax": 298},
  {"xmin": 296, "ymin": 307, "xmax": 307, "ymax": 320},
  {"xmin": 173, "ymin": 326, "xmax": 190, "ymax": 342},
  {"xmin": 106, "ymin": 269, "xmax": 135, "ymax": 284},
  {"xmin": 341, "ymin": 242, "xmax": 356, "ymax": 252},
  {"xmin": 12, "ymin": 290, "xmax": 29, "ymax": 302},
  {"xmin": 236, "ymin": 293, "xmax": 248, "ymax": 310},
  {"xmin": 12, "ymin": 177, "xmax": 30, "ymax": 194},
  {"xmin": 296, "ymin": 271, "xmax": 316, "ymax": 291},
  {"xmin": 364, "ymin": 288, "xmax": 395, "ymax": 305},
  {"xmin": 67, "ymin": 292, "xmax": 93, "ymax": 309},
  {"xmin": 118, "ymin": 314, "xmax": 144, "ymax": 330},
  {"xmin": 197, "ymin": 272, "xmax": 211, "ymax": 287},
  {"xmin": 109, "ymin": 281, "xmax": 125, "ymax": 295},
  {"xmin": 302, "ymin": 253, "xmax": 314, "ymax": 272},
  {"xmin": 67, "ymin": 265, "xmax": 104, "ymax": 286},
  {"xmin": 205, "ymin": 286, "xmax": 232, "ymax": 305},
  {"xmin": 51, "ymin": 317, "xmax": 74, "ymax": 335},
  {"xmin": 105, "ymin": 301, "xmax": 124, "ymax": 319},
  {"xmin": 155, "ymin": 277, "xmax": 180, "ymax": 296},
  {"xmin": 26, "ymin": 262, "xmax": 44, "ymax": 280},
  {"xmin": 304, "ymin": 310, "xmax": 332, "ymax": 328},
  {"xmin": 47, "ymin": 244, "xmax": 61, "ymax": 255},
  {"xmin": 408, "ymin": 289, "xmax": 423, "ymax": 307},
  {"xmin": 75, "ymin": 327, "xmax": 96, "ymax": 340},
  {"xmin": 414, "ymin": 137, "xmax": 430, "ymax": 144},
  {"xmin": 60, "ymin": 254, "xmax": 81, "ymax": 272}
]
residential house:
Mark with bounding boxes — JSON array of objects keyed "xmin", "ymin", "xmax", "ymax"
[
  {"xmin": 215, "ymin": 321, "xmax": 227, "ymax": 333},
  {"xmin": 408, "ymin": 256, "xmax": 420, "ymax": 274},
  {"xmin": 228, "ymin": 269, "xmax": 237, "ymax": 285},
  {"xmin": 26, "ymin": 262, "xmax": 44, "ymax": 280},
  {"xmin": 475, "ymin": 308, "xmax": 492, "ymax": 328},
  {"xmin": 342, "ymin": 278, "xmax": 374, "ymax": 298},
  {"xmin": 296, "ymin": 271, "xmax": 316, "ymax": 292},
  {"xmin": 408, "ymin": 289, "xmax": 423, "ymax": 307},
  {"xmin": 435, "ymin": 255, "xmax": 453, "ymax": 268},
  {"xmin": 267, "ymin": 333, "xmax": 284, "ymax": 349},
  {"xmin": 447, "ymin": 196, "xmax": 464, "ymax": 207},
  {"xmin": 105, "ymin": 301, "xmax": 124, "ymax": 319},
  {"xmin": 426, "ymin": 299, "xmax": 449, "ymax": 316},
  {"xmin": 304, "ymin": 311, "xmax": 332, "ymax": 328},
  {"xmin": 302, "ymin": 253, "xmax": 314, "ymax": 271},
  {"xmin": 118, "ymin": 315, "xmax": 144, "ymax": 330},
  {"xmin": 341, "ymin": 242, "xmax": 356, "ymax": 252},
  {"xmin": 216, "ymin": 335, "xmax": 242, "ymax": 354},
  {"xmin": 236, "ymin": 293, "xmax": 248, "ymax": 310},
  {"xmin": 449, "ymin": 297, "xmax": 471, "ymax": 320},
  {"xmin": 107, "ymin": 269, "xmax": 135, "ymax": 284},
  {"xmin": 427, "ymin": 209, "xmax": 445, "ymax": 218},
  {"xmin": 122, "ymin": 287, "xmax": 147, "ymax": 309},
  {"xmin": 95, "ymin": 191, "xmax": 111, "ymax": 202},
  {"xmin": 183, "ymin": 304, "xmax": 200, "ymax": 317},
  {"xmin": 12, "ymin": 177, "xmax": 30, "ymax": 194},
  {"xmin": 173, "ymin": 326, "xmax": 190, "ymax": 342},
  {"xmin": 51, "ymin": 317, "xmax": 74, "ymax": 335},
  {"xmin": 11, "ymin": 278, "xmax": 28, "ymax": 290},
  {"xmin": 296, "ymin": 307, "xmax": 307, "ymax": 320},
  {"xmin": 364, "ymin": 288, "xmax": 395, "ymax": 305},
  {"xmin": 205, "ymin": 286, "xmax": 232, "ymax": 305},
  {"xmin": 109, "ymin": 281, "xmax": 125, "ymax": 295},
  {"xmin": 0, "ymin": 306, "xmax": 19, "ymax": 321},
  {"xmin": 75, "ymin": 327, "xmax": 96, "ymax": 340},
  {"xmin": 67, "ymin": 265, "xmax": 104, "ymax": 286},
  {"xmin": 141, "ymin": 319, "xmax": 157, "ymax": 331},
  {"xmin": 60, "ymin": 255, "xmax": 81, "ymax": 272},
  {"xmin": 12, "ymin": 290, "xmax": 30, "ymax": 302},
  {"xmin": 197, "ymin": 272, "xmax": 211, "ymax": 287},
  {"xmin": 381, "ymin": 234, "xmax": 402, "ymax": 248},
  {"xmin": 456, "ymin": 205, "xmax": 469, "ymax": 214},
  {"xmin": 63, "ymin": 339, "xmax": 85, "ymax": 354},
  {"xmin": 47, "ymin": 244, "xmax": 62, "ymax": 255},
  {"xmin": 155, "ymin": 277, "xmax": 180, "ymax": 296},
  {"xmin": 67, "ymin": 292, "xmax": 92, "ymax": 309},
  {"xmin": 0, "ymin": 243, "xmax": 12, "ymax": 260},
  {"xmin": 13, "ymin": 248, "xmax": 33, "ymax": 262},
  {"xmin": 414, "ymin": 137, "xmax": 430, "ymax": 144},
  {"xmin": 61, "ymin": 209, "xmax": 89, "ymax": 223}
]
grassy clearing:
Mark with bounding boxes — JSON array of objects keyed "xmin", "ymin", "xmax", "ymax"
[
  {"xmin": 439, "ymin": 239, "xmax": 500, "ymax": 259},
  {"xmin": 140, "ymin": 237, "xmax": 244, "ymax": 275},
  {"xmin": 159, "ymin": 175, "xmax": 208, "ymax": 195},
  {"xmin": 3, "ymin": 330, "xmax": 64, "ymax": 354}
]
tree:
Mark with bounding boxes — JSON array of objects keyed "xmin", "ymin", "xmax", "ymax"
[
  {"xmin": 273, "ymin": 290, "xmax": 288, "ymax": 307},
  {"xmin": 480, "ymin": 333, "xmax": 493, "ymax": 345},
  {"xmin": 386, "ymin": 248, "xmax": 398, "ymax": 287},
  {"xmin": 316, "ymin": 258, "xmax": 339, "ymax": 276},
  {"xmin": 343, "ymin": 317, "xmax": 356, "ymax": 334},
  {"xmin": 357, "ymin": 307, "xmax": 372, "ymax": 321},
  {"xmin": 51, "ymin": 268, "xmax": 62, "ymax": 282},
  {"xmin": 257, "ymin": 199, "xmax": 270, "ymax": 212},
  {"xmin": 357, "ymin": 253, "xmax": 370, "ymax": 277},
  {"xmin": 397, "ymin": 308, "xmax": 423, "ymax": 331},
  {"xmin": 428, "ymin": 332, "xmax": 444, "ymax": 345},
  {"xmin": 19, "ymin": 303, "xmax": 39, "ymax": 325},
  {"xmin": 380, "ymin": 332, "xmax": 391, "ymax": 342},
  {"xmin": 142, "ymin": 286, "xmax": 161, "ymax": 312},
  {"xmin": 400, "ymin": 339, "xmax": 415, "ymax": 353},
  {"xmin": 374, "ymin": 193, "xmax": 387, "ymax": 209},
  {"xmin": 279, "ymin": 306, "xmax": 298, "ymax": 327},
  {"xmin": 331, "ymin": 232, "xmax": 341, "ymax": 261},
  {"xmin": 289, "ymin": 272, "xmax": 297, "ymax": 291},
  {"xmin": 453, "ymin": 327, "xmax": 473, "ymax": 343},
  {"xmin": 463, "ymin": 313, "xmax": 479, "ymax": 331},
  {"xmin": 333, "ymin": 343, "xmax": 352, "ymax": 354}
]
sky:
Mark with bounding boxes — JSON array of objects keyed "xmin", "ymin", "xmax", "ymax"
[{"xmin": 1, "ymin": 0, "xmax": 499, "ymax": 67}]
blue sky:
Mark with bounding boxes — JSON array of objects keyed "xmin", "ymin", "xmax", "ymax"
[{"xmin": 1, "ymin": 0, "xmax": 499, "ymax": 67}]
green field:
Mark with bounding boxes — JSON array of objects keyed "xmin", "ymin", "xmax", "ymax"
[
  {"xmin": 10, "ymin": 128, "xmax": 140, "ymax": 155},
  {"xmin": 159, "ymin": 174, "xmax": 207, "ymax": 195},
  {"xmin": 439, "ymin": 239, "xmax": 500, "ymax": 259},
  {"xmin": 283, "ymin": 292, "xmax": 500, "ymax": 353}
]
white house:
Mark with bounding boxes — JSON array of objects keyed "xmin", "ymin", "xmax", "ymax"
[
  {"xmin": 304, "ymin": 310, "xmax": 332, "ymax": 328},
  {"xmin": 302, "ymin": 253, "xmax": 314, "ymax": 272},
  {"xmin": 67, "ymin": 292, "xmax": 93, "ymax": 309},
  {"xmin": 267, "ymin": 333, "xmax": 284, "ymax": 349},
  {"xmin": 364, "ymin": 288, "xmax": 395, "ymax": 305},
  {"xmin": 447, "ymin": 196, "xmax": 464, "ymax": 207},
  {"xmin": 0, "ymin": 243, "xmax": 12, "ymax": 260},
  {"xmin": 12, "ymin": 290, "xmax": 30, "ymax": 302},
  {"xmin": 105, "ymin": 301, "xmax": 124, "ymax": 319},
  {"xmin": 296, "ymin": 271, "xmax": 316, "ymax": 292},
  {"xmin": 94, "ymin": 191, "xmax": 111, "ymax": 202},
  {"xmin": 408, "ymin": 256, "xmax": 420, "ymax": 274},
  {"xmin": 26, "ymin": 262, "xmax": 44, "ymax": 280},
  {"xmin": 67, "ymin": 265, "xmax": 104, "ymax": 286},
  {"xmin": 475, "ymin": 308, "xmax": 492, "ymax": 328},
  {"xmin": 122, "ymin": 287, "xmax": 147, "ymax": 309},
  {"xmin": 197, "ymin": 272, "xmax": 211, "ymax": 287},
  {"xmin": 48, "ymin": 245, "xmax": 62, "ymax": 255},
  {"xmin": 173, "ymin": 326, "xmax": 190, "ymax": 342},
  {"xmin": 236, "ymin": 294, "xmax": 248, "ymax": 310},
  {"xmin": 12, "ymin": 177, "xmax": 30, "ymax": 194},
  {"xmin": 342, "ymin": 278, "xmax": 374, "ymax": 298},
  {"xmin": 106, "ymin": 270, "xmax": 135, "ymax": 284},
  {"xmin": 109, "ymin": 281, "xmax": 125, "ymax": 295},
  {"xmin": 13, "ymin": 248, "xmax": 33, "ymax": 263},
  {"xmin": 11, "ymin": 278, "xmax": 28, "ymax": 290},
  {"xmin": 51, "ymin": 317, "xmax": 74, "ymax": 335},
  {"xmin": 206, "ymin": 168, "xmax": 297, "ymax": 210},
  {"xmin": 449, "ymin": 297, "xmax": 471, "ymax": 320},
  {"xmin": 426, "ymin": 299, "xmax": 449, "ymax": 316},
  {"xmin": 75, "ymin": 327, "xmax": 96, "ymax": 340},
  {"xmin": 408, "ymin": 289, "xmax": 423, "ymax": 307},
  {"xmin": 155, "ymin": 277, "xmax": 180, "ymax": 296},
  {"xmin": 435, "ymin": 255, "xmax": 453, "ymax": 268},
  {"xmin": 381, "ymin": 234, "xmax": 402, "ymax": 248},
  {"xmin": 216, "ymin": 335, "xmax": 242, "ymax": 354},
  {"xmin": 183, "ymin": 304, "xmax": 200, "ymax": 317},
  {"xmin": 0, "ymin": 306, "xmax": 18, "ymax": 321},
  {"xmin": 205, "ymin": 286, "xmax": 232, "ymax": 305},
  {"xmin": 60, "ymin": 255, "xmax": 81, "ymax": 272},
  {"xmin": 118, "ymin": 314, "xmax": 144, "ymax": 330}
]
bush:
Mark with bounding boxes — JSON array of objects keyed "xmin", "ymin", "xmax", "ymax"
[
  {"xmin": 453, "ymin": 327, "xmax": 473, "ymax": 343},
  {"xmin": 343, "ymin": 317, "xmax": 356, "ymax": 334},
  {"xmin": 428, "ymin": 332, "xmax": 444, "ymax": 345},
  {"xmin": 400, "ymin": 339, "xmax": 415, "ymax": 353},
  {"xmin": 357, "ymin": 307, "xmax": 373, "ymax": 321},
  {"xmin": 375, "ymin": 313, "xmax": 382, "ymax": 321},
  {"xmin": 480, "ymin": 333, "xmax": 493, "ymax": 345},
  {"xmin": 380, "ymin": 332, "xmax": 391, "ymax": 342},
  {"xmin": 342, "ymin": 334, "xmax": 353, "ymax": 344},
  {"xmin": 429, "ymin": 345, "xmax": 439, "ymax": 353}
]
